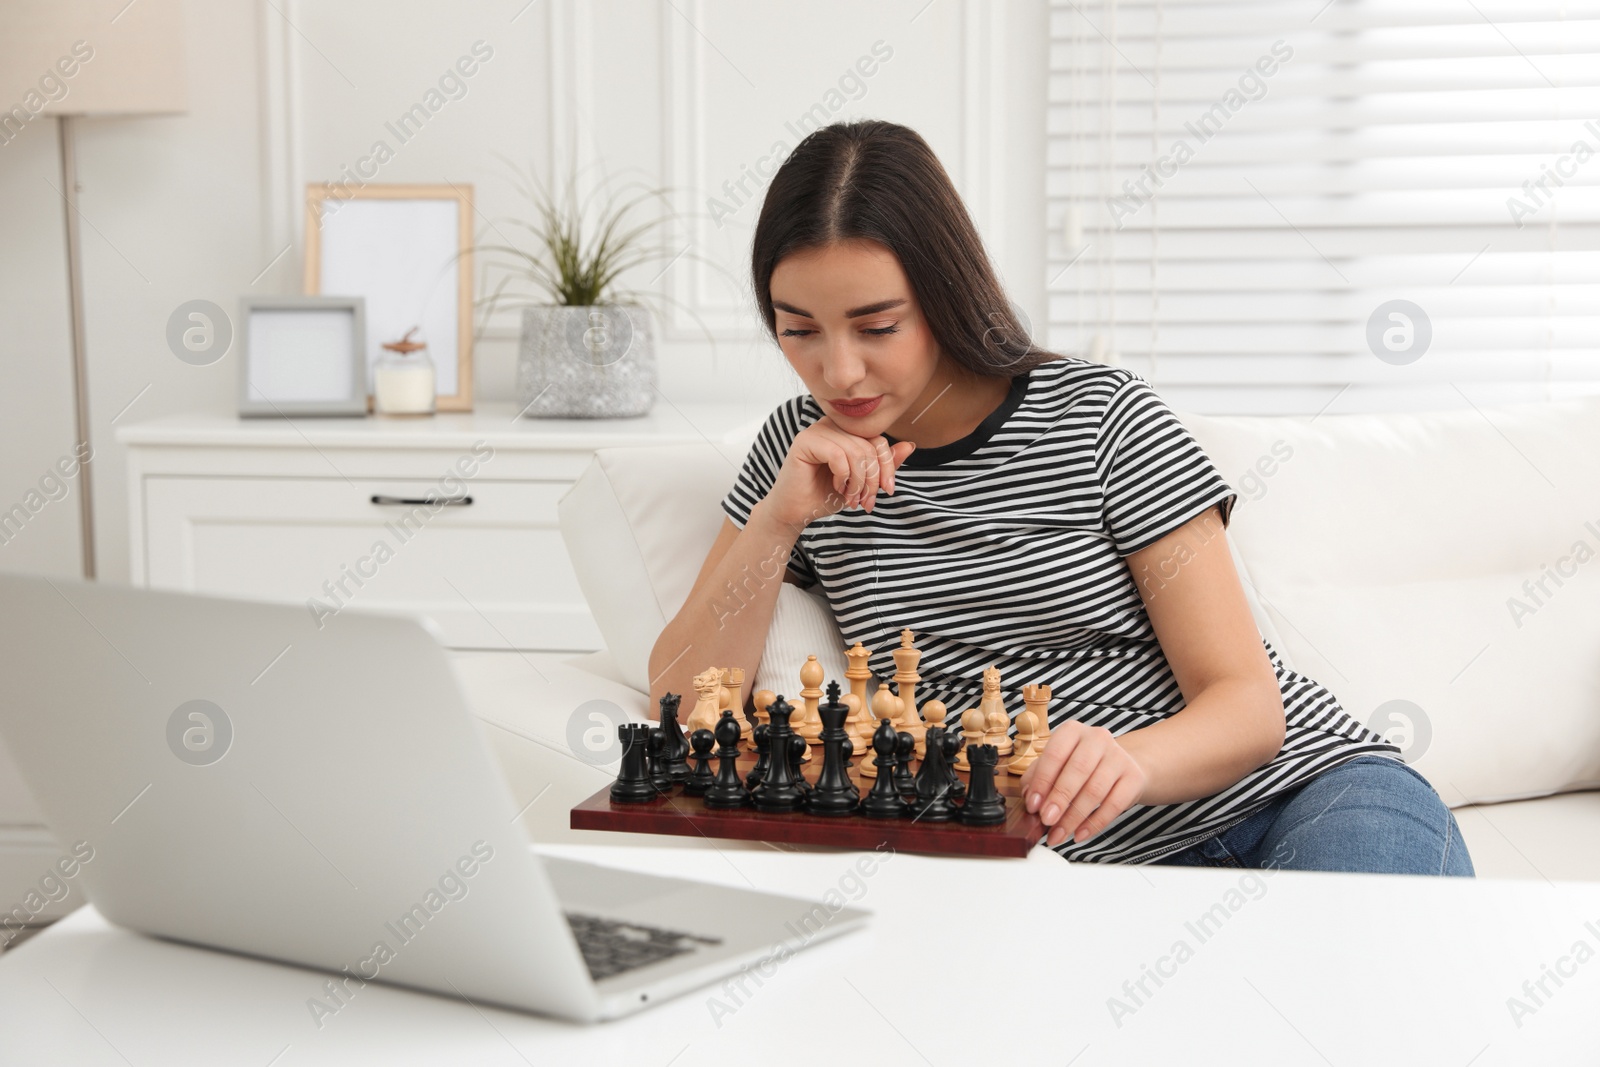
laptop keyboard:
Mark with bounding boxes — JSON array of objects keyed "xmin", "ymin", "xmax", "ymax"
[{"xmin": 564, "ymin": 913, "xmax": 724, "ymax": 982}]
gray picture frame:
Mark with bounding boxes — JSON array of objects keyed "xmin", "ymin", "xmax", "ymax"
[{"xmin": 237, "ymin": 296, "xmax": 368, "ymax": 418}]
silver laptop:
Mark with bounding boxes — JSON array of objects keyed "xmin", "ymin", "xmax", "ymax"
[{"xmin": 0, "ymin": 573, "xmax": 867, "ymax": 1022}]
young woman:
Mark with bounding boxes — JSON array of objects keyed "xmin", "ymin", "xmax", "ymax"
[{"xmin": 647, "ymin": 120, "xmax": 1473, "ymax": 876}]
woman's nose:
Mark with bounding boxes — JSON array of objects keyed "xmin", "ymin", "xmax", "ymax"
[{"xmin": 820, "ymin": 335, "xmax": 867, "ymax": 392}]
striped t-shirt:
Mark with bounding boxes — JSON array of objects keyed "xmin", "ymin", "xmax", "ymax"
[{"xmin": 720, "ymin": 355, "xmax": 1403, "ymax": 865}]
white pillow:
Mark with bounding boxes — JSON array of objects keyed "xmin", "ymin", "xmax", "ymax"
[
  {"xmin": 752, "ymin": 583, "xmax": 851, "ymax": 702},
  {"xmin": 1179, "ymin": 395, "xmax": 1600, "ymax": 807}
]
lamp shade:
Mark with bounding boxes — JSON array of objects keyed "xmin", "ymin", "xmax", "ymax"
[{"xmin": 0, "ymin": 0, "xmax": 186, "ymax": 117}]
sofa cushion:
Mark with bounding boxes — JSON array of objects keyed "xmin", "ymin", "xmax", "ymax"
[
  {"xmin": 752, "ymin": 583, "xmax": 850, "ymax": 701},
  {"xmin": 1179, "ymin": 395, "xmax": 1600, "ymax": 807}
]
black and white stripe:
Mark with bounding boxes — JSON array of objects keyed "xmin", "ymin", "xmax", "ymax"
[{"xmin": 721, "ymin": 356, "xmax": 1402, "ymax": 864}]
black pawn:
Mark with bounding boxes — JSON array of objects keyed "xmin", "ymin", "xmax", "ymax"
[
  {"xmin": 609, "ymin": 723, "xmax": 659, "ymax": 804},
  {"xmin": 683, "ymin": 728, "xmax": 716, "ymax": 796},
  {"xmin": 745, "ymin": 723, "xmax": 772, "ymax": 791},
  {"xmin": 657, "ymin": 693, "xmax": 691, "ymax": 784},
  {"xmin": 807, "ymin": 681, "xmax": 859, "ymax": 816},
  {"xmin": 911, "ymin": 725, "xmax": 957, "ymax": 822},
  {"xmin": 940, "ymin": 729, "xmax": 966, "ymax": 802},
  {"xmin": 860, "ymin": 719, "xmax": 911, "ymax": 819},
  {"xmin": 892, "ymin": 731, "xmax": 917, "ymax": 798},
  {"xmin": 646, "ymin": 728, "xmax": 672, "ymax": 793},
  {"xmin": 751, "ymin": 695, "xmax": 805, "ymax": 813},
  {"xmin": 959, "ymin": 744, "xmax": 1007, "ymax": 826},
  {"xmin": 703, "ymin": 711, "xmax": 750, "ymax": 809},
  {"xmin": 787, "ymin": 733, "xmax": 812, "ymax": 796}
]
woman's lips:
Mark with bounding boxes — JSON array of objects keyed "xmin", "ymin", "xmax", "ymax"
[{"xmin": 828, "ymin": 395, "xmax": 883, "ymax": 417}]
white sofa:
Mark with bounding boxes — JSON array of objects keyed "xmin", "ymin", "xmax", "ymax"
[{"xmin": 490, "ymin": 391, "xmax": 1600, "ymax": 882}]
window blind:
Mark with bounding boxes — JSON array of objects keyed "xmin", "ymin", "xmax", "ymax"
[{"xmin": 1045, "ymin": 0, "xmax": 1600, "ymax": 413}]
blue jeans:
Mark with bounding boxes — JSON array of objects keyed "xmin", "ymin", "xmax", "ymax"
[{"xmin": 1152, "ymin": 756, "xmax": 1475, "ymax": 877}]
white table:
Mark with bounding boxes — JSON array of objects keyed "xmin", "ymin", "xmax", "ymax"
[{"xmin": 1, "ymin": 842, "xmax": 1596, "ymax": 1064}]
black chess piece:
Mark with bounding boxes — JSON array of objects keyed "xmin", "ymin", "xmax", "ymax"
[
  {"xmin": 751, "ymin": 695, "xmax": 804, "ymax": 813},
  {"xmin": 646, "ymin": 727, "xmax": 672, "ymax": 793},
  {"xmin": 657, "ymin": 692, "xmax": 691, "ymax": 784},
  {"xmin": 860, "ymin": 718, "xmax": 911, "ymax": 819},
  {"xmin": 684, "ymin": 728, "xmax": 716, "ymax": 796},
  {"xmin": 609, "ymin": 723, "xmax": 659, "ymax": 804},
  {"xmin": 787, "ymin": 733, "xmax": 811, "ymax": 795},
  {"xmin": 745, "ymin": 723, "xmax": 771, "ymax": 791},
  {"xmin": 703, "ymin": 711, "xmax": 750, "ymax": 809},
  {"xmin": 806, "ymin": 684, "xmax": 857, "ymax": 819},
  {"xmin": 959, "ymin": 743, "xmax": 1007, "ymax": 825},
  {"xmin": 940, "ymin": 729, "xmax": 966, "ymax": 802},
  {"xmin": 911, "ymin": 725, "xmax": 958, "ymax": 822},
  {"xmin": 892, "ymin": 731, "xmax": 917, "ymax": 798},
  {"xmin": 806, "ymin": 681, "xmax": 859, "ymax": 816}
]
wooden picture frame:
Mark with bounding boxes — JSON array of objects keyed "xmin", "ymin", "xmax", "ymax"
[
  {"xmin": 303, "ymin": 183, "xmax": 474, "ymax": 412},
  {"xmin": 237, "ymin": 296, "xmax": 367, "ymax": 418}
]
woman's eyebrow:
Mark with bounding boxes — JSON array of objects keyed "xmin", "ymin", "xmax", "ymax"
[{"xmin": 772, "ymin": 297, "xmax": 907, "ymax": 320}]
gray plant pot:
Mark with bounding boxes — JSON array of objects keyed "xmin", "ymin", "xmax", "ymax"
[{"xmin": 515, "ymin": 303, "xmax": 656, "ymax": 418}]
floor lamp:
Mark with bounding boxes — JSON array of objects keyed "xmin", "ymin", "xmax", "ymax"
[{"xmin": 5, "ymin": 1, "xmax": 186, "ymax": 579}]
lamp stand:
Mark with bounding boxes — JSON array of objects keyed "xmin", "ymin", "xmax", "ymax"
[{"xmin": 59, "ymin": 114, "xmax": 96, "ymax": 580}]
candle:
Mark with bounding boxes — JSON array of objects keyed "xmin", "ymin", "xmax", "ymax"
[{"xmin": 373, "ymin": 327, "xmax": 436, "ymax": 415}]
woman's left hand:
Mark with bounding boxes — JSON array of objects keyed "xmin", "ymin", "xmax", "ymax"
[{"xmin": 1018, "ymin": 721, "xmax": 1149, "ymax": 847}]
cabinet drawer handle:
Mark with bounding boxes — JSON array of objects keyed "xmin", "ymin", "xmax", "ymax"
[{"xmin": 370, "ymin": 494, "xmax": 474, "ymax": 507}]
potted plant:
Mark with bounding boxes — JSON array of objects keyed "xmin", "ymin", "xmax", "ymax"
[{"xmin": 476, "ymin": 162, "xmax": 723, "ymax": 418}]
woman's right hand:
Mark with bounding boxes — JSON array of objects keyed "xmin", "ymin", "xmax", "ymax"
[{"xmin": 762, "ymin": 416, "xmax": 917, "ymax": 530}]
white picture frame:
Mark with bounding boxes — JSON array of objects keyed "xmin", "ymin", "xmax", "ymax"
[
  {"xmin": 303, "ymin": 183, "xmax": 474, "ymax": 412},
  {"xmin": 237, "ymin": 296, "xmax": 368, "ymax": 418}
]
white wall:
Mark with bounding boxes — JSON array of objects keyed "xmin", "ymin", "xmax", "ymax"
[{"xmin": 0, "ymin": 0, "xmax": 1048, "ymax": 585}]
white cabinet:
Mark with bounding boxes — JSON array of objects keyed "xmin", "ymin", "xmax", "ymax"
[{"xmin": 119, "ymin": 402, "xmax": 749, "ymax": 652}]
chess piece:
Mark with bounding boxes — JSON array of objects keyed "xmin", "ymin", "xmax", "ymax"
[
  {"xmin": 844, "ymin": 642, "xmax": 875, "ymax": 752},
  {"xmin": 609, "ymin": 723, "xmax": 659, "ymax": 804},
  {"xmin": 858, "ymin": 718, "xmax": 883, "ymax": 779},
  {"xmin": 702, "ymin": 711, "xmax": 750, "ymax": 809},
  {"xmin": 891, "ymin": 629, "xmax": 925, "ymax": 754},
  {"xmin": 915, "ymin": 699, "xmax": 947, "ymax": 760},
  {"xmin": 1008, "ymin": 683, "xmax": 1052, "ymax": 775},
  {"xmin": 786, "ymin": 729, "xmax": 811, "ymax": 796},
  {"xmin": 753, "ymin": 688, "xmax": 808, "ymax": 762},
  {"xmin": 892, "ymin": 731, "xmax": 917, "ymax": 798},
  {"xmin": 751, "ymin": 696, "xmax": 805, "ymax": 814},
  {"xmin": 719, "ymin": 667, "xmax": 749, "ymax": 743},
  {"xmin": 745, "ymin": 723, "xmax": 772, "ymax": 791},
  {"xmin": 860, "ymin": 719, "xmax": 911, "ymax": 819},
  {"xmin": 752, "ymin": 689, "xmax": 776, "ymax": 729},
  {"xmin": 844, "ymin": 642, "xmax": 873, "ymax": 707},
  {"xmin": 959, "ymin": 744, "xmax": 1007, "ymax": 826},
  {"xmin": 979, "ymin": 665, "xmax": 1014, "ymax": 756},
  {"xmin": 807, "ymin": 681, "xmax": 859, "ymax": 816},
  {"xmin": 797, "ymin": 655, "xmax": 825, "ymax": 744},
  {"xmin": 657, "ymin": 693, "xmax": 691, "ymax": 784},
  {"xmin": 864, "ymin": 684, "xmax": 902, "ymax": 777},
  {"xmin": 954, "ymin": 704, "xmax": 986, "ymax": 770},
  {"xmin": 844, "ymin": 693, "xmax": 874, "ymax": 756},
  {"xmin": 836, "ymin": 694, "xmax": 862, "ymax": 767},
  {"xmin": 687, "ymin": 666, "xmax": 723, "ymax": 734},
  {"xmin": 684, "ymin": 729, "xmax": 716, "ymax": 796},
  {"xmin": 646, "ymin": 728, "xmax": 671, "ymax": 793},
  {"xmin": 911, "ymin": 725, "xmax": 959, "ymax": 822}
]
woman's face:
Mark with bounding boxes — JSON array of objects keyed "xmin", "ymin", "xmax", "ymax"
[{"xmin": 769, "ymin": 238, "xmax": 944, "ymax": 437}]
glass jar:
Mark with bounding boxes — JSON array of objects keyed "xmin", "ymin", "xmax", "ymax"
[{"xmin": 373, "ymin": 329, "xmax": 436, "ymax": 416}]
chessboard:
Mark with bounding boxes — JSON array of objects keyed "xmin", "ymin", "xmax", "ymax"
[
  {"xmin": 570, "ymin": 636, "xmax": 1053, "ymax": 859},
  {"xmin": 570, "ymin": 752, "xmax": 1044, "ymax": 859}
]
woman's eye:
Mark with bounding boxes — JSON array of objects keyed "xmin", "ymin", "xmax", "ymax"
[{"xmin": 779, "ymin": 325, "xmax": 898, "ymax": 337}]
